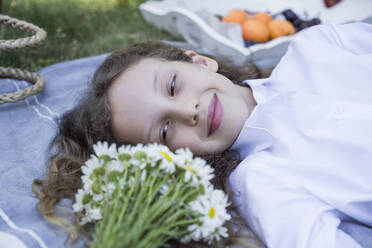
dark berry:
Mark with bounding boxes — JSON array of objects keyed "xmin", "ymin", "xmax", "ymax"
[
  {"xmin": 292, "ymin": 18, "xmax": 303, "ymax": 28},
  {"xmin": 282, "ymin": 9, "xmax": 298, "ymax": 22},
  {"xmin": 297, "ymin": 22, "xmax": 311, "ymax": 31},
  {"xmin": 310, "ymin": 18, "xmax": 321, "ymax": 25}
]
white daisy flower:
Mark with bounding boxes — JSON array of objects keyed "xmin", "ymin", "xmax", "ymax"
[
  {"xmin": 207, "ymin": 225, "xmax": 228, "ymax": 244},
  {"xmin": 182, "ymin": 157, "xmax": 214, "ymax": 187},
  {"xmin": 175, "ymin": 147, "xmax": 193, "ymax": 164},
  {"xmin": 118, "ymin": 144, "xmax": 133, "ymax": 155},
  {"xmin": 188, "ymin": 188, "xmax": 231, "ymax": 243},
  {"xmin": 103, "ymin": 182, "xmax": 116, "ymax": 195},
  {"xmin": 88, "ymin": 207, "xmax": 102, "ymax": 221},
  {"xmin": 145, "ymin": 143, "xmax": 168, "ymax": 154},
  {"xmin": 72, "ymin": 189, "xmax": 85, "ymax": 212},
  {"xmin": 186, "ymin": 223, "xmax": 203, "ymax": 241},
  {"xmin": 80, "ymin": 216, "xmax": 90, "ymax": 225},
  {"xmin": 146, "ymin": 144, "xmax": 173, "ymax": 160},
  {"xmin": 130, "ymin": 143, "xmax": 145, "ymax": 154},
  {"xmin": 107, "ymin": 159, "xmax": 125, "ymax": 173},
  {"xmin": 81, "ymin": 175, "xmax": 93, "ymax": 191},
  {"xmin": 172, "ymin": 155, "xmax": 187, "ymax": 169},
  {"xmin": 145, "ymin": 145, "xmax": 176, "ymax": 173},
  {"xmin": 92, "ymin": 193, "xmax": 103, "ymax": 202},
  {"xmin": 93, "ymin": 141, "xmax": 118, "ymax": 159},
  {"xmin": 129, "ymin": 158, "xmax": 141, "ymax": 167},
  {"xmin": 154, "ymin": 145, "xmax": 177, "ymax": 173},
  {"xmin": 144, "ymin": 144, "xmax": 160, "ymax": 159},
  {"xmin": 159, "ymin": 157, "xmax": 176, "ymax": 174},
  {"xmin": 81, "ymin": 156, "xmax": 103, "ymax": 176}
]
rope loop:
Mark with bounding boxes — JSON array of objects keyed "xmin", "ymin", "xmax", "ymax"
[
  {"xmin": 0, "ymin": 14, "xmax": 47, "ymax": 104},
  {"xmin": 0, "ymin": 14, "xmax": 47, "ymax": 50}
]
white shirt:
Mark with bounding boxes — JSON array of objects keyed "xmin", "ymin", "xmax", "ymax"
[{"xmin": 228, "ymin": 23, "xmax": 372, "ymax": 248}]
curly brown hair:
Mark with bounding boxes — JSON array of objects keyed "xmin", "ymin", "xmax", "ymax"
[{"xmin": 33, "ymin": 41, "xmax": 265, "ymax": 247}]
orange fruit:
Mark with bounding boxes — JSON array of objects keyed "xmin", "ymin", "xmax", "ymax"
[
  {"xmin": 268, "ymin": 20, "xmax": 295, "ymax": 39},
  {"xmin": 241, "ymin": 19, "xmax": 269, "ymax": 43},
  {"xmin": 222, "ymin": 9, "xmax": 249, "ymax": 25},
  {"xmin": 252, "ymin": 12, "xmax": 273, "ymax": 26}
]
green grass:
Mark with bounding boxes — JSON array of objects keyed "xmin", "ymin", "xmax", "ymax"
[{"xmin": 0, "ymin": 0, "xmax": 180, "ymax": 71}]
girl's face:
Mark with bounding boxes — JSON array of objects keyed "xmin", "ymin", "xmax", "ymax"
[{"xmin": 109, "ymin": 51, "xmax": 256, "ymax": 155}]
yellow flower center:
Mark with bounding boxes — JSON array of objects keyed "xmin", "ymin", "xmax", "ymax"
[
  {"xmin": 186, "ymin": 166, "xmax": 196, "ymax": 174},
  {"xmin": 160, "ymin": 152, "xmax": 172, "ymax": 162},
  {"xmin": 209, "ymin": 207, "xmax": 215, "ymax": 219}
]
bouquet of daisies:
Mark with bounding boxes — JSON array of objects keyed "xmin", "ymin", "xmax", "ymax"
[{"xmin": 73, "ymin": 141, "xmax": 231, "ymax": 247}]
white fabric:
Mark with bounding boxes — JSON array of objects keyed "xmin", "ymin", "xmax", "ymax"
[{"xmin": 228, "ymin": 22, "xmax": 372, "ymax": 248}]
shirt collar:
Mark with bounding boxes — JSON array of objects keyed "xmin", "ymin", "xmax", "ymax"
[
  {"xmin": 242, "ymin": 78, "xmax": 268, "ymax": 104},
  {"xmin": 230, "ymin": 79, "xmax": 275, "ymax": 158}
]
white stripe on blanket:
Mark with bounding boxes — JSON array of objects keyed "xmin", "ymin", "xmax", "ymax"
[
  {"xmin": 11, "ymin": 80, "xmax": 58, "ymax": 128},
  {"xmin": 21, "ymin": 81, "xmax": 61, "ymax": 120}
]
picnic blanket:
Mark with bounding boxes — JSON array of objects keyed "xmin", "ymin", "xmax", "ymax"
[
  {"xmin": 0, "ymin": 54, "xmax": 107, "ymax": 248},
  {"xmin": 1, "ymin": 47, "xmax": 372, "ymax": 248}
]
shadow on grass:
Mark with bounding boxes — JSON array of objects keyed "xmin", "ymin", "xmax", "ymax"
[{"xmin": 1, "ymin": 0, "xmax": 180, "ymax": 71}]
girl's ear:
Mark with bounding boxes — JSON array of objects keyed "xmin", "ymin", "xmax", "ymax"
[{"xmin": 184, "ymin": 50, "xmax": 218, "ymax": 72}]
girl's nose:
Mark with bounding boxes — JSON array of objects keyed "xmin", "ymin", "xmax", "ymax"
[{"xmin": 173, "ymin": 98, "xmax": 200, "ymax": 126}]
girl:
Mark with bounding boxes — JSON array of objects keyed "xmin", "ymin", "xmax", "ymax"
[
  {"xmin": 34, "ymin": 22, "xmax": 372, "ymax": 248},
  {"xmin": 33, "ymin": 38, "xmax": 262, "ymax": 247}
]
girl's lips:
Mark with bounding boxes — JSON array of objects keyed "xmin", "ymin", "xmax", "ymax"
[{"xmin": 207, "ymin": 93, "xmax": 223, "ymax": 136}]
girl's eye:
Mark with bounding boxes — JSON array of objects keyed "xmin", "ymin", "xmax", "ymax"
[
  {"xmin": 160, "ymin": 120, "xmax": 170, "ymax": 144},
  {"xmin": 169, "ymin": 75, "xmax": 176, "ymax": 96}
]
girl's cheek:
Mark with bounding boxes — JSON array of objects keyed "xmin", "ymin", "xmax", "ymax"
[{"xmin": 170, "ymin": 134, "xmax": 196, "ymax": 153}]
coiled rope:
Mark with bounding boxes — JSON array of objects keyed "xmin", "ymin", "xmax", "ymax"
[{"xmin": 0, "ymin": 14, "xmax": 47, "ymax": 104}]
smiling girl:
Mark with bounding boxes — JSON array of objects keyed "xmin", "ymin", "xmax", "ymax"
[
  {"xmin": 34, "ymin": 22, "xmax": 372, "ymax": 248},
  {"xmin": 33, "ymin": 39, "xmax": 262, "ymax": 247}
]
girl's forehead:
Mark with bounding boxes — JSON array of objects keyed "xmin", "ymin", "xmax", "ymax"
[
  {"xmin": 132, "ymin": 57, "xmax": 175, "ymax": 69},
  {"xmin": 131, "ymin": 57, "xmax": 193, "ymax": 71},
  {"xmin": 113, "ymin": 58, "xmax": 193, "ymax": 87},
  {"xmin": 110, "ymin": 59, "xmax": 159, "ymax": 90}
]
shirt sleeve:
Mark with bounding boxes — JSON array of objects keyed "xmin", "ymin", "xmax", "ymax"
[
  {"xmin": 229, "ymin": 160, "xmax": 364, "ymax": 248},
  {"xmin": 291, "ymin": 22, "xmax": 372, "ymax": 55},
  {"xmin": 267, "ymin": 22, "xmax": 372, "ymax": 101}
]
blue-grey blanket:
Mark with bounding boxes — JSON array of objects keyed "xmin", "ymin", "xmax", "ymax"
[
  {"xmin": 0, "ymin": 53, "xmax": 372, "ymax": 248},
  {"xmin": 0, "ymin": 54, "xmax": 107, "ymax": 248}
]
